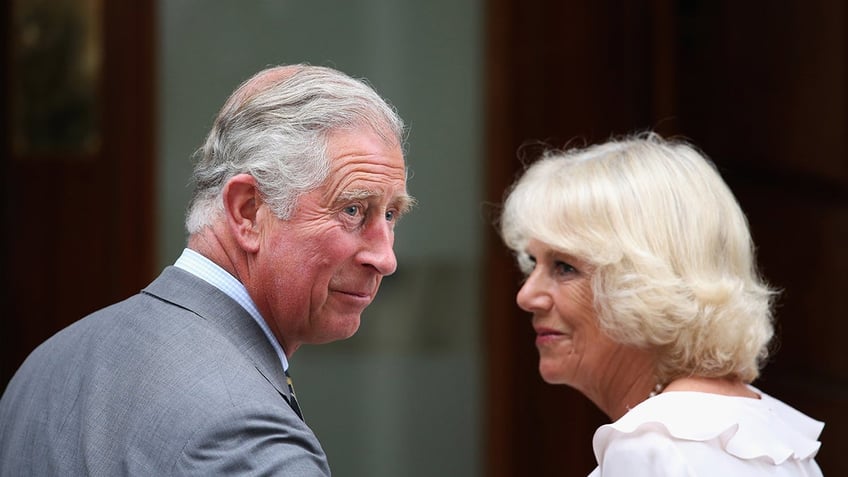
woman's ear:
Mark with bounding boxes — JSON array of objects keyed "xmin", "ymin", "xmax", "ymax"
[{"xmin": 222, "ymin": 174, "xmax": 263, "ymax": 253}]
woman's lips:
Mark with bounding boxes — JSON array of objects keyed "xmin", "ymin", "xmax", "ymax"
[{"xmin": 534, "ymin": 327, "xmax": 568, "ymax": 346}]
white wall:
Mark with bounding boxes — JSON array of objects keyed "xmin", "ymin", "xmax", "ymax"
[{"xmin": 157, "ymin": 1, "xmax": 483, "ymax": 475}]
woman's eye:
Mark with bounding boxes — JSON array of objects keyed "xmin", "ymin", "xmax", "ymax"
[{"xmin": 554, "ymin": 261, "xmax": 576, "ymax": 276}]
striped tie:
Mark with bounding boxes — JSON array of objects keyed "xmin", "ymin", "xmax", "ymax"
[{"xmin": 284, "ymin": 369, "xmax": 304, "ymax": 421}]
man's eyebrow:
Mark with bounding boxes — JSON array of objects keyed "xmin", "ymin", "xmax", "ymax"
[
  {"xmin": 394, "ymin": 194, "xmax": 417, "ymax": 215},
  {"xmin": 337, "ymin": 190, "xmax": 378, "ymax": 202},
  {"xmin": 336, "ymin": 189, "xmax": 417, "ymax": 215}
]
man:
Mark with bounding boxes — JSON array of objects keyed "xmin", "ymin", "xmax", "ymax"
[{"xmin": 0, "ymin": 64, "xmax": 413, "ymax": 475}]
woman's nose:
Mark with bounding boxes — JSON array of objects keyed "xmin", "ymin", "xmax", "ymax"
[{"xmin": 516, "ymin": 272, "xmax": 552, "ymax": 312}]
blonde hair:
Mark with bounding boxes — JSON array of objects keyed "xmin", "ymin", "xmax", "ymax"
[{"xmin": 500, "ymin": 133, "xmax": 777, "ymax": 383}]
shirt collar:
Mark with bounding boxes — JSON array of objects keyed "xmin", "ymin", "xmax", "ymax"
[{"xmin": 174, "ymin": 248, "xmax": 290, "ymax": 372}]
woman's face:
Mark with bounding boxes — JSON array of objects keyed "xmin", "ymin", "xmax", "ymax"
[{"xmin": 516, "ymin": 239, "xmax": 627, "ymax": 394}]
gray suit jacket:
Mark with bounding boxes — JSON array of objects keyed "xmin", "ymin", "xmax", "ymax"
[{"xmin": 0, "ymin": 267, "xmax": 331, "ymax": 476}]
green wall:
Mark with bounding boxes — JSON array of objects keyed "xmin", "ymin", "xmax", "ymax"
[{"xmin": 157, "ymin": 1, "xmax": 483, "ymax": 475}]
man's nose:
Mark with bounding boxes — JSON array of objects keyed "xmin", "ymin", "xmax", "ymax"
[{"xmin": 359, "ymin": 220, "xmax": 397, "ymax": 275}]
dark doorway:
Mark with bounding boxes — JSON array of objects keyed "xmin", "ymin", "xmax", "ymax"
[{"xmin": 483, "ymin": 1, "xmax": 847, "ymax": 475}]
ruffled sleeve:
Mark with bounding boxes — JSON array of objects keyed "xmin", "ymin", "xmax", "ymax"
[
  {"xmin": 592, "ymin": 387, "xmax": 824, "ymax": 475},
  {"xmin": 593, "ymin": 427, "xmax": 697, "ymax": 476}
]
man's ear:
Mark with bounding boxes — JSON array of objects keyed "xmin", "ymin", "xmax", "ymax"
[{"xmin": 222, "ymin": 174, "xmax": 263, "ymax": 253}]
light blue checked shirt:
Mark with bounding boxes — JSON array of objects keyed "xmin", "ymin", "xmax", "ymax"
[{"xmin": 174, "ymin": 248, "xmax": 290, "ymax": 373}]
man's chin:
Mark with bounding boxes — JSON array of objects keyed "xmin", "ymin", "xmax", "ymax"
[{"xmin": 314, "ymin": 315, "xmax": 361, "ymax": 344}]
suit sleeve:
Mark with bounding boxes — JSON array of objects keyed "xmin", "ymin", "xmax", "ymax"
[{"xmin": 172, "ymin": 404, "xmax": 331, "ymax": 476}]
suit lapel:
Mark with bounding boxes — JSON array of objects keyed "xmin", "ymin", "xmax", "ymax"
[{"xmin": 141, "ymin": 267, "xmax": 290, "ymax": 399}]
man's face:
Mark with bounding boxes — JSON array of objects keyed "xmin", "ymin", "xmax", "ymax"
[{"xmin": 249, "ymin": 128, "xmax": 411, "ymax": 355}]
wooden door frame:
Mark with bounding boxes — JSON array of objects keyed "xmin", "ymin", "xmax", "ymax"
[{"xmin": 1, "ymin": 0, "xmax": 156, "ymax": 390}]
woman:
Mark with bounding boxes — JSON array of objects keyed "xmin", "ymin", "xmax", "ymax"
[{"xmin": 499, "ymin": 133, "xmax": 824, "ymax": 476}]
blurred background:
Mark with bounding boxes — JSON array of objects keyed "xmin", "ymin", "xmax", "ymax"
[{"xmin": 1, "ymin": 1, "xmax": 845, "ymax": 476}]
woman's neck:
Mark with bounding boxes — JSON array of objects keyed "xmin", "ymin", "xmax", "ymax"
[
  {"xmin": 586, "ymin": 347, "xmax": 660, "ymax": 421},
  {"xmin": 663, "ymin": 376, "xmax": 761, "ymax": 399}
]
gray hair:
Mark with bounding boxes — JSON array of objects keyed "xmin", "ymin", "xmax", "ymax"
[
  {"xmin": 186, "ymin": 64, "xmax": 405, "ymax": 233},
  {"xmin": 501, "ymin": 133, "xmax": 777, "ymax": 383}
]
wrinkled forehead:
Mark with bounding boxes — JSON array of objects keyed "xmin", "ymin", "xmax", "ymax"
[{"xmin": 318, "ymin": 128, "xmax": 412, "ymax": 206}]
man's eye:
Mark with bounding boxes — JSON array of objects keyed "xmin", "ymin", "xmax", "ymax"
[
  {"xmin": 385, "ymin": 210, "xmax": 396, "ymax": 222},
  {"xmin": 343, "ymin": 205, "xmax": 360, "ymax": 216}
]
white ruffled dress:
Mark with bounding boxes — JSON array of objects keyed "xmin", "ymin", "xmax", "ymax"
[{"xmin": 589, "ymin": 386, "xmax": 824, "ymax": 476}]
